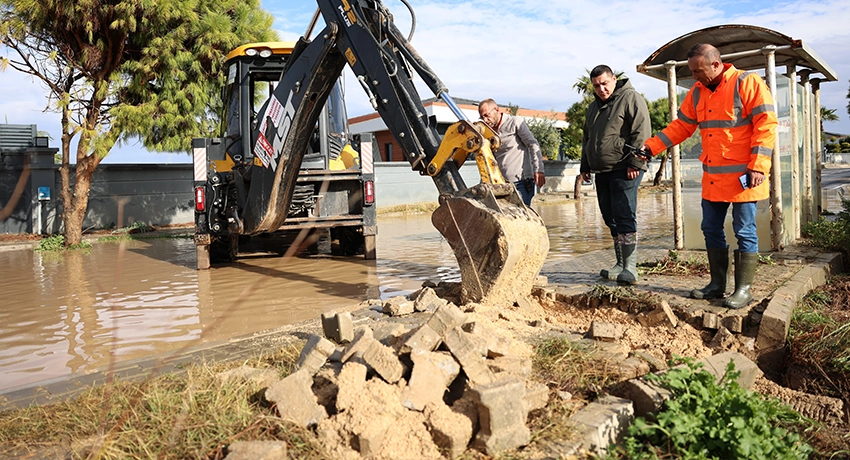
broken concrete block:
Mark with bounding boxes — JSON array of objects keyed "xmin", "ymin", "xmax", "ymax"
[
  {"xmin": 617, "ymin": 357, "xmax": 651, "ymax": 380},
  {"xmin": 522, "ymin": 381, "xmax": 549, "ymax": 413},
  {"xmin": 471, "ymin": 377, "xmax": 530, "ymax": 455},
  {"xmin": 589, "ymin": 321, "xmax": 622, "ymax": 341},
  {"xmin": 426, "ymin": 303, "xmax": 467, "ymax": 337},
  {"xmin": 321, "ymin": 311, "xmax": 354, "ymax": 343},
  {"xmin": 443, "ymin": 327, "xmax": 495, "ymax": 386},
  {"xmin": 613, "ymin": 378, "xmax": 671, "ymax": 417},
  {"xmin": 488, "ymin": 355, "xmax": 532, "ymax": 378},
  {"xmin": 631, "ymin": 351, "xmax": 668, "ymax": 372},
  {"xmin": 709, "ymin": 326, "xmax": 736, "ymax": 351},
  {"xmin": 697, "ymin": 351, "xmax": 762, "ymax": 389},
  {"xmin": 570, "ymin": 395, "xmax": 634, "ymax": 455},
  {"xmin": 362, "ymin": 340, "xmax": 405, "ymax": 384},
  {"xmin": 424, "ymin": 403, "xmax": 475, "ymax": 459},
  {"xmin": 224, "ymin": 440, "xmax": 287, "ymax": 460},
  {"xmin": 265, "ymin": 369, "xmax": 327, "ymax": 427},
  {"xmin": 637, "ymin": 302, "xmax": 678, "ymax": 328},
  {"xmin": 410, "ymin": 287, "xmax": 447, "ymax": 312},
  {"xmin": 464, "ymin": 322, "xmax": 512, "ymax": 358},
  {"xmin": 341, "ymin": 326, "xmax": 375, "ymax": 363},
  {"xmin": 702, "ymin": 312, "xmax": 720, "ymax": 330},
  {"xmin": 296, "ymin": 334, "xmax": 336, "ymax": 375},
  {"xmin": 402, "ymin": 350, "xmax": 460, "ymax": 411},
  {"xmin": 402, "ymin": 323, "xmax": 442, "ymax": 353},
  {"xmin": 382, "ymin": 296, "xmax": 414, "ymax": 316},
  {"xmin": 721, "ymin": 314, "xmax": 744, "ymax": 333},
  {"xmin": 335, "ymin": 362, "xmax": 368, "ymax": 412},
  {"xmin": 372, "ymin": 322, "xmax": 407, "ymax": 346}
]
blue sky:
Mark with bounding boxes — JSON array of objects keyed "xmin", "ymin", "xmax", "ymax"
[{"xmin": 2, "ymin": 0, "xmax": 849, "ymax": 163}]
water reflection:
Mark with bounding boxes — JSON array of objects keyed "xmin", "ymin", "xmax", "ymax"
[{"xmin": 1, "ymin": 194, "xmax": 677, "ymax": 392}]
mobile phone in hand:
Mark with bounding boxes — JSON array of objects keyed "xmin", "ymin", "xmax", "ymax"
[{"xmin": 739, "ymin": 173, "xmax": 749, "ymax": 189}]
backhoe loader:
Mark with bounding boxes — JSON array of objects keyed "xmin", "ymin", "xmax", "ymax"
[{"xmin": 192, "ymin": 0, "xmax": 549, "ymax": 306}]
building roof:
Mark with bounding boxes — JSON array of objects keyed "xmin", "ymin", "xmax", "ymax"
[{"xmin": 637, "ymin": 24, "xmax": 838, "ymax": 83}]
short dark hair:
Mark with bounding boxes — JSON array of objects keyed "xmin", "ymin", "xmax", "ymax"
[
  {"xmin": 478, "ymin": 98, "xmax": 497, "ymax": 109},
  {"xmin": 590, "ymin": 65, "xmax": 614, "ymax": 79},
  {"xmin": 687, "ymin": 43, "xmax": 721, "ymax": 63}
]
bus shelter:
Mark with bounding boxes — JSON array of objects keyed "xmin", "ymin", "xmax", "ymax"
[{"xmin": 637, "ymin": 25, "xmax": 838, "ymax": 251}]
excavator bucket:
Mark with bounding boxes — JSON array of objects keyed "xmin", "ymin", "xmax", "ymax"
[{"xmin": 431, "ymin": 183, "xmax": 549, "ymax": 307}]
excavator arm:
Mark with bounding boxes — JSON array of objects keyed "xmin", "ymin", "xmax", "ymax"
[{"xmin": 247, "ymin": 0, "xmax": 549, "ymax": 305}]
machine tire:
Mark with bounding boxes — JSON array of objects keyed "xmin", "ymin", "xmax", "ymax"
[
  {"xmin": 210, "ymin": 234, "xmax": 238, "ymax": 263},
  {"xmin": 331, "ymin": 226, "xmax": 364, "ymax": 256}
]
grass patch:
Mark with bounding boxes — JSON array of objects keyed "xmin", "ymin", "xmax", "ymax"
[
  {"xmin": 637, "ymin": 250, "xmax": 708, "ymax": 277},
  {"xmin": 607, "ymin": 358, "xmax": 813, "ymax": 460},
  {"xmin": 802, "ymin": 193, "xmax": 850, "ymax": 260},
  {"xmin": 376, "ymin": 201, "xmax": 439, "ymax": 216},
  {"xmin": 0, "ymin": 344, "xmax": 321, "ymax": 460},
  {"xmin": 586, "ymin": 284, "xmax": 663, "ymax": 314},
  {"xmin": 35, "ymin": 234, "xmax": 92, "ymax": 252},
  {"xmin": 528, "ymin": 336, "xmax": 622, "ymax": 448}
]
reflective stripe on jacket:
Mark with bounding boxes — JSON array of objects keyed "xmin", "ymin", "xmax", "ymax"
[{"xmin": 645, "ymin": 64, "xmax": 777, "ymax": 202}]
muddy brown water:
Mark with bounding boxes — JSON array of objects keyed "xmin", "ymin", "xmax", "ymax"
[{"xmin": 0, "ymin": 191, "xmax": 681, "ymax": 393}]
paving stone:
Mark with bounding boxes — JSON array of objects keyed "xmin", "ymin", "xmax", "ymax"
[
  {"xmin": 426, "ymin": 303, "xmax": 467, "ymax": 337},
  {"xmin": 617, "ymin": 357, "xmax": 651, "ymax": 380},
  {"xmin": 471, "ymin": 377, "xmax": 530, "ymax": 455},
  {"xmin": 613, "ymin": 378, "xmax": 672, "ymax": 417},
  {"xmin": 464, "ymin": 322, "xmax": 512, "ymax": 358},
  {"xmin": 402, "ymin": 350, "xmax": 460, "ymax": 411},
  {"xmin": 402, "ymin": 323, "xmax": 442, "ymax": 353},
  {"xmin": 522, "ymin": 381, "xmax": 549, "ymax": 413},
  {"xmin": 631, "ymin": 351, "xmax": 668, "ymax": 372},
  {"xmin": 410, "ymin": 286, "xmax": 447, "ymax": 312},
  {"xmin": 296, "ymin": 334, "xmax": 336, "ymax": 375},
  {"xmin": 341, "ymin": 326, "xmax": 375, "ymax": 362},
  {"xmin": 702, "ymin": 312, "xmax": 720, "ymax": 330},
  {"xmin": 225, "ymin": 440, "xmax": 287, "ymax": 460},
  {"xmin": 709, "ymin": 326, "xmax": 736, "ymax": 351},
  {"xmin": 361, "ymin": 340, "xmax": 405, "ymax": 384},
  {"xmin": 382, "ymin": 296, "xmax": 414, "ymax": 316},
  {"xmin": 488, "ymin": 355, "xmax": 532, "ymax": 378},
  {"xmin": 570, "ymin": 395, "xmax": 634, "ymax": 455},
  {"xmin": 265, "ymin": 369, "xmax": 327, "ymax": 427},
  {"xmin": 721, "ymin": 314, "xmax": 743, "ymax": 334},
  {"xmin": 697, "ymin": 351, "xmax": 762, "ymax": 389},
  {"xmin": 321, "ymin": 311, "xmax": 354, "ymax": 343},
  {"xmin": 371, "ymin": 322, "xmax": 408, "ymax": 346},
  {"xmin": 443, "ymin": 327, "xmax": 496, "ymax": 386},
  {"xmin": 589, "ymin": 321, "xmax": 622, "ymax": 341}
]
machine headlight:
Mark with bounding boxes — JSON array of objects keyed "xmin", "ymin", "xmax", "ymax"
[{"xmin": 259, "ymin": 49, "xmax": 273, "ymax": 58}]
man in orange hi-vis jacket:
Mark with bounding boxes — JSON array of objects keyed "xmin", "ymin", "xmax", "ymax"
[{"xmin": 641, "ymin": 43, "xmax": 777, "ymax": 309}]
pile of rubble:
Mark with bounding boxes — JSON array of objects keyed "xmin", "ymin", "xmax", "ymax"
[{"xmin": 244, "ymin": 286, "xmax": 548, "ymax": 459}]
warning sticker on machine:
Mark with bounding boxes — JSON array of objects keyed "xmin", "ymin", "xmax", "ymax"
[
  {"xmin": 253, "ymin": 90, "xmax": 295, "ymax": 173},
  {"xmin": 254, "ymin": 133, "xmax": 274, "ymax": 168}
]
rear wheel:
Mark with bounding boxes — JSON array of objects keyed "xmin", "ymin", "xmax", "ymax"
[
  {"xmin": 331, "ymin": 226, "xmax": 364, "ymax": 256},
  {"xmin": 210, "ymin": 234, "xmax": 238, "ymax": 263}
]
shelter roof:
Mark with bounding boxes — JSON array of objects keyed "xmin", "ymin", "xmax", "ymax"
[{"xmin": 637, "ymin": 24, "xmax": 837, "ymax": 83}]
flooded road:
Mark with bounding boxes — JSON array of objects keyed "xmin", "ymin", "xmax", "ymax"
[{"xmin": 1, "ymin": 192, "xmax": 672, "ymax": 392}]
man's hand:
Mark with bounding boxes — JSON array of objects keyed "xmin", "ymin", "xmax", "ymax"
[
  {"xmin": 748, "ymin": 170, "xmax": 766, "ymax": 188},
  {"xmin": 580, "ymin": 172, "xmax": 591, "ymax": 183},
  {"xmin": 534, "ymin": 172, "xmax": 546, "ymax": 188},
  {"xmin": 627, "ymin": 167, "xmax": 640, "ymax": 180}
]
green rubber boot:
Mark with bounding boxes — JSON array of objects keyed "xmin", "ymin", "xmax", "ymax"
[
  {"xmin": 616, "ymin": 235, "xmax": 638, "ymax": 285},
  {"xmin": 600, "ymin": 238, "xmax": 623, "ymax": 280},
  {"xmin": 724, "ymin": 251, "xmax": 758, "ymax": 309},
  {"xmin": 690, "ymin": 247, "xmax": 729, "ymax": 299}
]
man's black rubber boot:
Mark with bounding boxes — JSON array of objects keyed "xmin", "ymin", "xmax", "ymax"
[
  {"xmin": 724, "ymin": 251, "xmax": 758, "ymax": 309},
  {"xmin": 616, "ymin": 242, "xmax": 638, "ymax": 285},
  {"xmin": 690, "ymin": 247, "xmax": 729, "ymax": 299},
  {"xmin": 600, "ymin": 238, "xmax": 623, "ymax": 280}
]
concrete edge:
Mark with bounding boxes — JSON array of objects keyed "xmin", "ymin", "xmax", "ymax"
[{"xmin": 756, "ymin": 252, "xmax": 844, "ymax": 351}]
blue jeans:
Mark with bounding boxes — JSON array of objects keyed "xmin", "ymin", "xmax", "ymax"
[
  {"xmin": 595, "ymin": 169, "xmax": 644, "ymax": 237},
  {"xmin": 701, "ymin": 199, "xmax": 758, "ymax": 252},
  {"xmin": 514, "ymin": 179, "xmax": 535, "ymax": 206}
]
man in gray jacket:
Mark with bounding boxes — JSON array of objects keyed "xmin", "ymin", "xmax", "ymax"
[
  {"xmin": 580, "ymin": 65, "xmax": 651, "ymax": 285},
  {"xmin": 478, "ymin": 99, "xmax": 546, "ymax": 206}
]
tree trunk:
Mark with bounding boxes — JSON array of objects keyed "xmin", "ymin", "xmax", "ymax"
[{"xmin": 653, "ymin": 153, "xmax": 668, "ymax": 186}]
